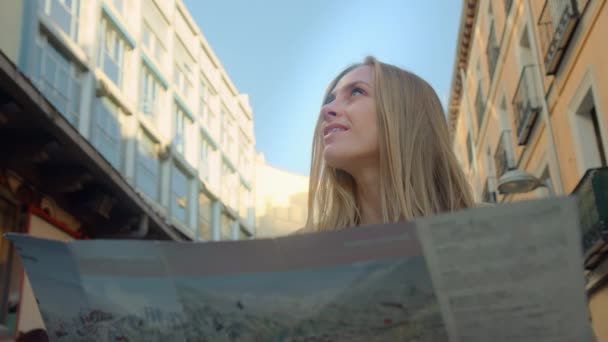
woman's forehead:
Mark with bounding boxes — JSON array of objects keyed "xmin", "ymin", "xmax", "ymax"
[{"xmin": 334, "ymin": 65, "xmax": 373, "ymax": 90}]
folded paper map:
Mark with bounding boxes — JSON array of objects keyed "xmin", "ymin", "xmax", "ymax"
[{"xmin": 6, "ymin": 198, "xmax": 595, "ymax": 341}]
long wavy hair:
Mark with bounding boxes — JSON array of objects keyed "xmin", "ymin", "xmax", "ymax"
[{"xmin": 305, "ymin": 56, "xmax": 473, "ymax": 231}]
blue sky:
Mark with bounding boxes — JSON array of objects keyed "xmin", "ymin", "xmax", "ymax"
[{"xmin": 183, "ymin": 0, "xmax": 462, "ymax": 175}]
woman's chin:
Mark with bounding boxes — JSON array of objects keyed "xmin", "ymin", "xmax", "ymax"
[{"xmin": 323, "ymin": 147, "xmax": 349, "ymax": 170}]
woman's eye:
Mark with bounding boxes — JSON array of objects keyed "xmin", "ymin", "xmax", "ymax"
[{"xmin": 351, "ymin": 88, "xmax": 364, "ymax": 96}]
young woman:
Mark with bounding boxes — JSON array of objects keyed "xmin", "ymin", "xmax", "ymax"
[{"xmin": 304, "ymin": 56, "xmax": 473, "ymax": 232}]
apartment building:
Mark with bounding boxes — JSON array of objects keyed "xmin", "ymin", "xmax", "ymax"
[
  {"xmin": 0, "ymin": 0, "xmax": 256, "ymax": 338},
  {"xmin": 448, "ymin": 0, "xmax": 608, "ymax": 338}
]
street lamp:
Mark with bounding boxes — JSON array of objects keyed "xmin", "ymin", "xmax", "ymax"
[{"xmin": 497, "ymin": 168, "xmax": 555, "ymax": 195}]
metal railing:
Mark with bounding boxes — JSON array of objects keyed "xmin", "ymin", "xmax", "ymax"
[
  {"xmin": 572, "ymin": 167, "xmax": 608, "ymax": 269},
  {"xmin": 512, "ymin": 65, "xmax": 542, "ymax": 145},
  {"xmin": 537, "ymin": 0, "xmax": 585, "ymax": 74}
]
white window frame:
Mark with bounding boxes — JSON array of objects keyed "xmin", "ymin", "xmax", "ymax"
[
  {"xmin": 135, "ymin": 129, "xmax": 160, "ymax": 201},
  {"xmin": 140, "ymin": 65, "xmax": 163, "ymax": 120},
  {"xmin": 34, "ymin": 36, "xmax": 81, "ymax": 125},
  {"xmin": 142, "ymin": 22, "xmax": 166, "ymax": 66},
  {"xmin": 198, "ymin": 192, "xmax": 213, "ymax": 240},
  {"xmin": 174, "ymin": 62, "xmax": 192, "ymax": 100},
  {"xmin": 99, "ymin": 18, "xmax": 126, "ymax": 87},
  {"xmin": 170, "ymin": 164, "xmax": 190, "ymax": 225},
  {"xmin": 173, "ymin": 105, "xmax": 190, "ymax": 156},
  {"xmin": 567, "ymin": 66, "xmax": 608, "ymax": 177},
  {"xmin": 43, "ymin": 0, "xmax": 80, "ymax": 40},
  {"xmin": 199, "ymin": 137, "xmax": 211, "ymax": 182},
  {"xmin": 91, "ymin": 98, "xmax": 123, "ymax": 169}
]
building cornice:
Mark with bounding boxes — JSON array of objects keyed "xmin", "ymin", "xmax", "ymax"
[{"xmin": 447, "ymin": 0, "xmax": 480, "ymax": 140}]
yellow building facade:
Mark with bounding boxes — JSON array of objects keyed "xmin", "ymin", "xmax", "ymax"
[
  {"xmin": 448, "ymin": 0, "xmax": 608, "ymax": 339},
  {"xmin": 254, "ymin": 153, "xmax": 309, "ymax": 238}
]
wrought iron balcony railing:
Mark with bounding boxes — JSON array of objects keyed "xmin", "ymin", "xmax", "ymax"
[
  {"xmin": 572, "ymin": 167, "xmax": 608, "ymax": 269},
  {"xmin": 537, "ymin": 0, "xmax": 586, "ymax": 75},
  {"xmin": 512, "ymin": 65, "xmax": 542, "ymax": 145}
]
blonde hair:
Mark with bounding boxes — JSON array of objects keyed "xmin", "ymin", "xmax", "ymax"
[{"xmin": 305, "ymin": 56, "xmax": 473, "ymax": 231}]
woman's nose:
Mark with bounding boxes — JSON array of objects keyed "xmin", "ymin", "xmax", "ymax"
[{"xmin": 321, "ymin": 102, "xmax": 340, "ymax": 121}]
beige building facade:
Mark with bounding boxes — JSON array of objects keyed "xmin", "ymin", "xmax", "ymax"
[
  {"xmin": 448, "ymin": 0, "xmax": 608, "ymax": 339},
  {"xmin": 254, "ymin": 153, "xmax": 309, "ymax": 238}
]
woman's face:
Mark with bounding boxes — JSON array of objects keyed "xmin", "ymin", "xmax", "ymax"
[{"xmin": 320, "ymin": 65, "xmax": 379, "ymax": 172}]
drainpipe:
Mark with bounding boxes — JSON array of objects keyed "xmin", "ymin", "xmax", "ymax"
[{"xmin": 524, "ymin": 0, "xmax": 565, "ymax": 194}]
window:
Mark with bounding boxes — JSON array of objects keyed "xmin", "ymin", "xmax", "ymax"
[
  {"xmin": 220, "ymin": 213, "xmax": 233, "ymax": 240},
  {"xmin": 140, "ymin": 66, "xmax": 162, "ymax": 119},
  {"xmin": 486, "ymin": 19, "xmax": 499, "ymax": 80},
  {"xmin": 198, "ymin": 193, "xmax": 212, "ymax": 240},
  {"xmin": 173, "ymin": 38, "xmax": 194, "ymax": 104},
  {"xmin": 170, "ymin": 165, "xmax": 190, "ymax": 225},
  {"xmin": 220, "ymin": 110, "xmax": 229, "ymax": 147},
  {"xmin": 91, "ymin": 98, "xmax": 123, "ymax": 169},
  {"xmin": 44, "ymin": 0, "xmax": 79, "ymax": 40},
  {"xmin": 199, "ymin": 81, "xmax": 207, "ymax": 121},
  {"xmin": 142, "ymin": 23, "xmax": 166, "ymax": 65},
  {"xmin": 174, "ymin": 63, "xmax": 191, "ymax": 100},
  {"xmin": 98, "ymin": 18, "xmax": 127, "ymax": 87},
  {"xmin": 475, "ymin": 82, "xmax": 486, "ymax": 129},
  {"xmin": 575, "ymin": 91, "xmax": 607, "ymax": 169},
  {"xmin": 221, "ymin": 161, "xmax": 237, "ymax": 209},
  {"xmin": 199, "ymin": 137, "xmax": 211, "ymax": 181},
  {"xmin": 173, "ymin": 105, "xmax": 190, "ymax": 156},
  {"xmin": 239, "ymin": 183, "xmax": 250, "ymax": 222},
  {"xmin": 221, "ymin": 112, "xmax": 236, "ymax": 159},
  {"xmin": 466, "ymin": 132, "xmax": 474, "ymax": 169},
  {"xmin": 35, "ymin": 38, "xmax": 81, "ymax": 125},
  {"xmin": 504, "ymin": 0, "xmax": 513, "ymax": 14},
  {"xmin": 136, "ymin": 130, "xmax": 160, "ymax": 201}
]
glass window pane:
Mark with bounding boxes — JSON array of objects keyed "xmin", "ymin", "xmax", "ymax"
[
  {"xmin": 50, "ymin": 0, "xmax": 73, "ymax": 37},
  {"xmin": 137, "ymin": 132, "xmax": 159, "ymax": 201},
  {"xmin": 171, "ymin": 165, "xmax": 189, "ymax": 224},
  {"xmin": 220, "ymin": 214, "xmax": 232, "ymax": 240},
  {"xmin": 198, "ymin": 194, "xmax": 212, "ymax": 240},
  {"xmin": 92, "ymin": 99, "xmax": 122, "ymax": 168},
  {"xmin": 103, "ymin": 53, "xmax": 121, "ymax": 86}
]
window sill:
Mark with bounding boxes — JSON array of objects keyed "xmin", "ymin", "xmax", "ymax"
[
  {"xmin": 38, "ymin": 14, "xmax": 89, "ymax": 69},
  {"xmin": 94, "ymin": 68, "xmax": 136, "ymax": 116}
]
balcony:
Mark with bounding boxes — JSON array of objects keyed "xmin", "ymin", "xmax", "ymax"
[
  {"xmin": 572, "ymin": 167, "xmax": 608, "ymax": 269},
  {"xmin": 494, "ymin": 130, "xmax": 514, "ymax": 180},
  {"xmin": 512, "ymin": 65, "xmax": 542, "ymax": 145},
  {"xmin": 538, "ymin": 0, "xmax": 586, "ymax": 75},
  {"xmin": 486, "ymin": 22, "xmax": 499, "ymax": 80}
]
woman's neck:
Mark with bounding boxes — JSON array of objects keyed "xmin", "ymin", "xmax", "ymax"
[{"xmin": 351, "ymin": 166, "xmax": 382, "ymax": 225}]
